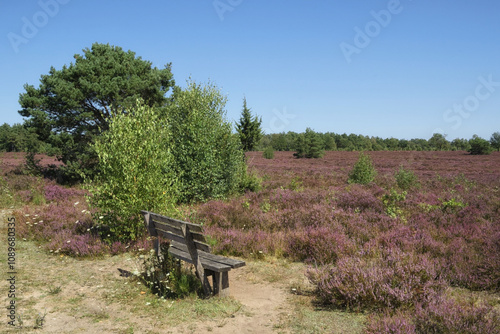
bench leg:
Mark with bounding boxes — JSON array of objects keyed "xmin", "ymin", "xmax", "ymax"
[
  {"xmin": 196, "ymin": 269, "xmax": 212, "ymax": 297},
  {"xmin": 212, "ymin": 271, "xmax": 230, "ymax": 297}
]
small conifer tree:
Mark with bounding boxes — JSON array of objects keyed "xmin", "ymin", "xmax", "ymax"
[
  {"xmin": 263, "ymin": 146, "xmax": 274, "ymax": 159},
  {"xmin": 236, "ymin": 98, "xmax": 262, "ymax": 151},
  {"xmin": 348, "ymin": 152, "xmax": 377, "ymax": 184}
]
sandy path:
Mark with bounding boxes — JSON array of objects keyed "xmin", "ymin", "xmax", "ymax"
[{"xmin": 185, "ymin": 266, "xmax": 290, "ymax": 333}]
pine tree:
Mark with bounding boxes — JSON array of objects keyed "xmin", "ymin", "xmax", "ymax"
[
  {"xmin": 18, "ymin": 43, "xmax": 175, "ymax": 181},
  {"xmin": 236, "ymin": 98, "xmax": 262, "ymax": 151},
  {"xmin": 294, "ymin": 128, "xmax": 324, "ymax": 158}
]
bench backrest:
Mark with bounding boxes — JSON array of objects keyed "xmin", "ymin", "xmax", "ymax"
[{"xmin": 141, "ymin": 210, "xmax": 211, "ymax": 253}]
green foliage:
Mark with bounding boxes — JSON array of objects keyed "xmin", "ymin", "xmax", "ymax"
[
  {"xmin": 395, "ymin": 165, "xmax": 419, "ymax": 190},
  {"xmin": 259, "ymin": 131, "xmax": 482, "ymax": 152},
  {"xmin": 88, "ymin": 82, "xmax": 251, "ymax": 241},
  {"xmin": 294, "ymin": 128, "xmax": 324, "ymax": 158},
  {"xmin": 428, "ymin": 133, "xmax": 451, "ymax": 151},
  {"xmin": 287, "ymin": 176, "xmax": 304, "ymax": 192},
  {"xmin": 259, "ymin": 131, "xmax": 298, "ymax": 151},
  {"xmin": 468, "ymin": 135, "xmax": 493, "ymax": 155},
  {"xmin": 491, "ymin": 132, "xmax": 500, "ymax": 151},
  {"xmin": 236, "ymin": 97, "xmax": 262, "ymax": 152},
  {"xmin": 348, "ymin": 152, "xmax": 377, "ymax": 185},
  {"xmin": 440, "ymin": 197, "xmax": 467, "ymax": 213},
  {"xmin": 382, "ymin": 189, "xmax": 407, "ymax": 218},
  {"xmin": 0, "ymin": 123, "xmax": 47, "ymax": 153},
  {"xmin": 238, "ymin": 169, "xmax": 262, "ymax": 193},
  {"xmin": 451, "ymin": 138, "xmax": 471, "ymax": 151},
  {"xmin": 23, "ymin": 151, "xmax": 43, "ymax": 176},
  {"xmin": 323, "ymin": 133, "xmax": 337, "ymax": 150},
  {"xmin": 19, "ymin": 43, "xmax": 174, "ymax": 181},
  {"xmin": 0, "ymin": 176, "xmax": 15, "ymax": 208},
  {"xmin": 263, "ymin": 146, "xmax": 274, "ymax": 159},
  {"xmin": 87, "ymin": 101, "xmax": 178, "ymax": 242},
  {"xmin": 167, "ymin": 81, "xmax": 246, "ymax": 203},
  {"xmin": 34, "ymin": 311, "xmax": 47, "ymax": 329},
  {"xmin": 260, "ymin": 200, "xmax": 272, "ymax": 213}
]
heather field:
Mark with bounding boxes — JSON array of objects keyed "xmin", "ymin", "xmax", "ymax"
[
  {"xmin": 190, "ymin": 151, "xmax": 500, "ymax": 331},
  {"xmin": 2, "ymin": 150, "xmax": 500, "ymax": 332},
  {"xmin": 0, "ymin": 152, "xmax": 63, "ymax": 174}
]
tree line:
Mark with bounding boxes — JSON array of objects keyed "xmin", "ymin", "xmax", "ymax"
[
  {"xmin": 258, "ymin": 131, "xmax": 500, "ymax": 155},
  {"xmin": 0, "ymin": 123, "xmax": 56, "ymax": 153},
  {"xmin": 3, "ymin": 114, "xmax": 499, "ymax": 158},
  {"xmin": 3, "ymin": 117, "xmax": 499, "ymax": 158}
]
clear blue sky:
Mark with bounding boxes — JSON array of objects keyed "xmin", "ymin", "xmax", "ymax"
[{"xmin": 1, "ymin": 0, "xmax": 499, "ymax": 140}]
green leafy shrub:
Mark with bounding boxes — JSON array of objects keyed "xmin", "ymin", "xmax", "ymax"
[
  {"xmin": 395, "ymin": 165, "xmax": 419, "ymax": 190},
  {"xmin": 87, "ymin": 82, "xmax": 253, "ymax": 241},
  {"xmin": 263, "ymin": 146, "xmax": 274, "ymax": 159},
  {"xmin": 440, "ymin": 197, "xmax": 467, "ymax": 213},
  {"xmin": 167, "ymin": 81, "xmax": 246, "ymax": 203},
  {"xmin": 382, "ymin": 189, "xmax": 407, "ymax": 218},
  {"xmin": 348, "ymin": 152, "xmax": 377, "ymax": 185},
  {"xmin": 24, "ymin": 151, "xmax": 43, "ymax": 176},
  {"xmin": 87, "ymin": 101, "xmax": 178, "ymax": 242},
  {"xmin": 238, "ymin": 169, "xmax": 262, "ymax": 193},
  {"xmin": 287, "ymin": 176, "xmax": 303, "ymax": 192}
]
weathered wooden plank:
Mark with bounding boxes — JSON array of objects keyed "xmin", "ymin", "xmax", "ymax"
[
  {"xmin": 182, "ymin": 224, "xmax": 211, "ymax": 295},
  {"xmin": 141, "ymin": 211, "xmax": 160, "ymax": 256},
  {"xmin": 155, "ymin": 229, "xmax": 189, "ymax": 246},
  {"xmin": 152, "ymin": 219, "xmax": 207, "ymax": 243},
  {"xmin": 148, "ymin": 212, "xmax": 203, "ymax": 233},
  {"xmin": 169, "ymin": 246, "xmax": 231, "ymax": 272},
  {"xmin": 172, "ymin": 242, "xmax": 245, "ymax": 269},
  {"xmin": 198, "ymin": 251, "xmax": 245, "ymax": 269},
  {"xmin": 154, "ymin": 226, "xmax": 211, "ymax": 253}
]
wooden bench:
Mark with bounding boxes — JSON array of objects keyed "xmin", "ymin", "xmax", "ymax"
[{"xmin": 141, "ymin": 211, "xmax": 245, "ymax": 297}]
